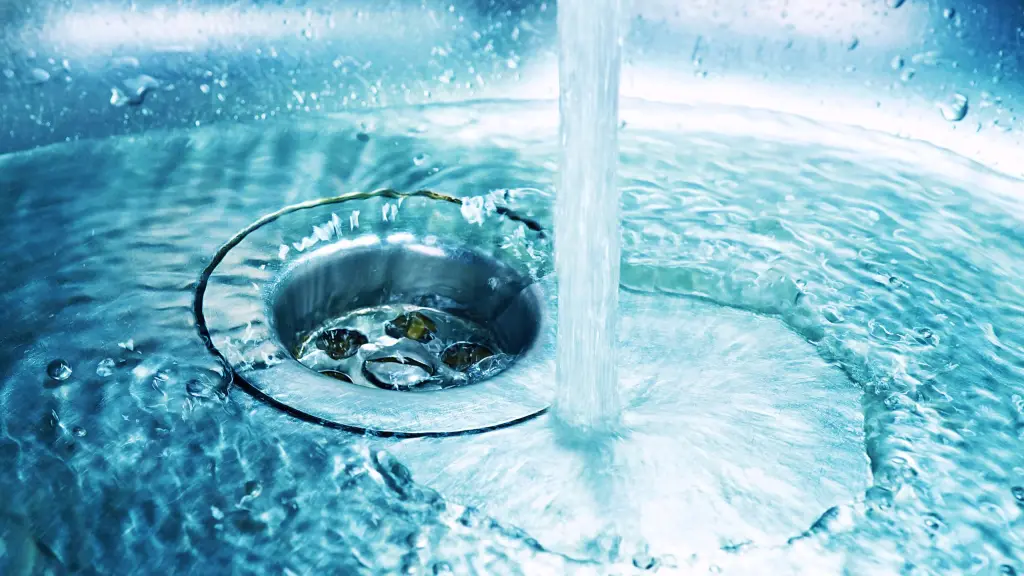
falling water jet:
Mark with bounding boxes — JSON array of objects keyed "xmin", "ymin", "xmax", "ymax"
[{"xmin": 554, "ymin": 0, "xmax": 625, "ymax": 436}]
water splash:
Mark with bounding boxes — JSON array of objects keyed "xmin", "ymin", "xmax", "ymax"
[{"xmin": 554, "ymin": 0, "xmax": 625, "ymax": 434}]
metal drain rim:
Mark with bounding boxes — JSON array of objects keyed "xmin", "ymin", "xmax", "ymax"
[{"xmin": 193, "ymin": 188, "xmax": 552, "ymax": 436}]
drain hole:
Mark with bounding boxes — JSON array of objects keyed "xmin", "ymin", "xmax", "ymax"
[{"xmin": 271, "ymin": 240, "xmax": 542, "ymax": 392}]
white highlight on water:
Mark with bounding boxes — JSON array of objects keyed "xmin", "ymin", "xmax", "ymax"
[{"xmin": 554, "ymin": 0, "xmax": 624, "ymax": 433}]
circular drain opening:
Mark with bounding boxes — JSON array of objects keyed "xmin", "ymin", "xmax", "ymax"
[
  {"xmin": 195, "ymin": 189, "xmax": 553, "ymax": 436},
  {"xmin": 272, "ymin": 241, "xmax": 543, "ymax": 392}
]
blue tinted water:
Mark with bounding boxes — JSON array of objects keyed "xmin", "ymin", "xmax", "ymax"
[{"xmin": 0, "ymin": 101, "xmax": 1022, "ymax": 574}]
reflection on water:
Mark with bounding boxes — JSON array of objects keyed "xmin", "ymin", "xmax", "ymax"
[{"xmin": 0, "ymin": 101, "xmax": 1022, "ymax": 574}]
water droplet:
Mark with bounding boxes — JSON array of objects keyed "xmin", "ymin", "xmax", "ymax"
[
  {"xmin": 110, "ymin": 87, "xmax": 130, "ymax": 107},
  {"xmin": 199, "ymin": 84, "xmax": 210, "ymax": 94},
  {"xmin": 123, "ymin": 73, "xmax": 153, "ymax": 93},
  {"xmin": 118, "ymin": 338, "xmax": 135, "ymax": 351},
  {"xmin": 923, "ymin": 512, "xmax": 945, "ymax": 532},
  {"xmin": 900, "ymin": 69, "xmax": 916, "ymax": 82},
  {"xmin": 939, "ymin": 93, "xmax": 969, "ymax": 122},
  {"xmin": 891, "ymin": 56, "xmax": 905, "ymax": 70},
  {"xmin": 72, "ymin": 426, "xmax": 87, "ymax": 438},
  {"xmin": 46, "ymin": 359, "xmax": 72, "ymax": 382},
  {"xmin": 412, "ymin": 153, "xmax": 429, "ymax": 166},
  {"xmin": 29, "ymin": 68, "xmax": 50, "ymax": 84},
  {"xmin": 2, "ymin": 68, "xmax": 14, "ymax": 79},
  {"xmin": 888, "ymin": 0, "xmax": 905, "ymax": 7},
  {"xmin": 1012, "ymin": 486, "xmax": 1024, "ymax": 504},
  {"xmin": 96, "ymin": 358, "xmax": 115, "ymax": 377},
  {"xmin": 846, "ymin": 36, "xmax": 860, "ymax": 51},
  {"xmin": 431, "ymin": 561, "xmax": 454, "ymax": 576},
  {"xmin": 244, "ymin": 480, "xmax": 262, "ymax": 499},
  {"xmin": 355, "ymin": 132, "xmax": 370, "ymax": 142},
  {"xmin": 823, "ymin": 306, "xmax": 844, "ymax": 324},
  {"xmin": 943, "ymin": 7, "xmax": 956, "ymax": 19}
]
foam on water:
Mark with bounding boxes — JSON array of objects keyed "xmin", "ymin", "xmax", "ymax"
[
  {"xmin": 554, "ymin": 0, "xmax": 625, "ymax": 434},
  {"xmin": 0, "ymin": 101, "xmax": 1022, "ymax": 574}
]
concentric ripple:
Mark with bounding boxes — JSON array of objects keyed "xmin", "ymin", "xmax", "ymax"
[{"xmin": 0, "ymin": 101, "xmax": 1022, "ymax": 575}]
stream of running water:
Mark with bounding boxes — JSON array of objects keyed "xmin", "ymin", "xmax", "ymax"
[{"xmin": 554, "ymin": 0, "xmax": 625, "ymax": 434}]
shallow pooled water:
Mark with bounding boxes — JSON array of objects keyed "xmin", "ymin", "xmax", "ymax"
[{"xmin": 1, "ymin": 101, "xmax": 1022, "ymax": 575}]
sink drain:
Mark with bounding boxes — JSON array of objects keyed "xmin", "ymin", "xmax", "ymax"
[
  {"xmin": 195, "ymin": 189, "xmax": 553, "ymax": 436},
  {"xmin": 275, "ymin": 240, "xmax": 543, "ymax": 391}
]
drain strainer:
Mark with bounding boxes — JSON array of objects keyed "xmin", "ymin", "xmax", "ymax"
[{"xmin": 195, "ymin": 189, "xmax": 554, "ymax": 436}]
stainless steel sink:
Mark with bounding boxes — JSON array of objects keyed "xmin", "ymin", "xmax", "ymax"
[{"xmin": 2, "ymin": 0, "xmax": 1021, "ymax": 175}]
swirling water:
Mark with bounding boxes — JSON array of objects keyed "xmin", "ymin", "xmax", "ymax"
[{"xmin": 0, "ymin": 101, "xmax": 1022, "ymax": 575}]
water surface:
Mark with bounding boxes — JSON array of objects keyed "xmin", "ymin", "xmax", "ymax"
[{"xmin": 0, "ymin": 101, "xmax": 1022, "ymax": 574}]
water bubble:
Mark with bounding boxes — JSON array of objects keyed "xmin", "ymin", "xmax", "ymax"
[
  {"xmin": 632, "ymin": 544, "xmax": 657, "ymax": 570},
  {"xmin": 96, "ymin": 358, "xmax": 115, "ymax": 377},
  {"xmin": 118, "ymin": 338, "xmax": 135, "ymax": 351},
  {"xmin": 412, "ymin": 153, "xmax": 429, "ymax": 166},
  {"xmin": 111, "ymin": 76, "xmax": 159, "ymax": 107},
  {"xmin": 846, "ymin": 36, "xmax": 860, "ymax": 51},
  {"xmin": 915, "ymin": 328, "xmax": 935, "ymax": 345},
  {"xmin": 900, "ymin": 69, "xmax": 916, "ymax": 82},
  {"xmin": 923, "ymin": 512, "xmax": 946, "ymax": 533},
  {"xmin": 46, "ymin": 359, "xmax": 72, "ymax": 382},
  {"xmin": 199, "ymin": 84, "xmax": 210, "ymax": 94},
  {"xmin": 110, "ymin": 87, "xmax": 131, "ymax": 107},
  {"xmin": 431, "ymin": 561, "xmax": 454, "ymax": 575},
  {"xmin": 2, "ymin": 68, "xmax": 14, "ymax": 79},
  {"xmin": 823, "ymin": 306, "xmax": 844, "ymax": 324},
  {"xmin": 1012, "ymin": 486, "xmax": 1024, "ymax": 504},
  {"xmin": 29, "ymin": 68, "xmax": 50, "ymax": 84},
  {"xmin": 891, "ymin": 56, "xmax": 905, "ymax": 70},
  {"xmin": 355, "ymin": 132, "xmax": 370, "ymax": 142},
  {"xmin": 942, "ymin": 7, "xmax": 956, "ymax": 19},
  {"xmin": 1001, "ymin": 566, "xmax": 1018, "ymax": 576},
  {"xmin": 888, "ymin": 0, "xmax": 905, "ymax": 7},
  {"xmin": 72, "ymin": 426, "xmax": 87, "ymax": 438},
  {"xmin": 938, "ymin": 93, "xmax": 970, "ymax": 122}
]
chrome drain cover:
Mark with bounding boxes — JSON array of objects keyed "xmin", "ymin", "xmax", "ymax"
[{"xmin": 195, "ymin": 190, "xmax": 554, "ymax": 435}]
